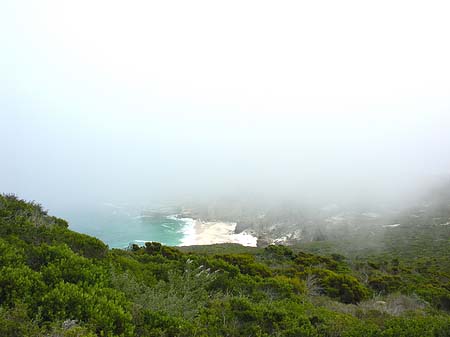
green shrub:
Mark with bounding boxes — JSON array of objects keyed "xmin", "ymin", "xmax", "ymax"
[
  {"xmin": 368, "ymin": 273, "xmax": 403, "ymax": 294},
  {"xmin": 312, "ymin": 269, "xmax": 370, "ymax": 303},
  {"xmin": 41, "ymin": 282, "xmax": 134, "ymax": 337},
  {"xmin": 0, "ymin": 265, "xmax": 45, "ymax": 307}
]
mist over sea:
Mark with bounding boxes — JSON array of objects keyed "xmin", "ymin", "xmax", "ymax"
[{"xmin": 59, "ymin": 204, "xmax": 189, "ymax": 248}]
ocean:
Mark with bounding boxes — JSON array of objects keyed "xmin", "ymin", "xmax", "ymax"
[{"xmin": 59, "ymin": 204, "xmax": 192, "ymax": 249}]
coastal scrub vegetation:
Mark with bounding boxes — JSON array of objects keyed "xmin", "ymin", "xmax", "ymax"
[{"xmin": 0, "ymin": 194, "xmax": 449, "ymax": 336}]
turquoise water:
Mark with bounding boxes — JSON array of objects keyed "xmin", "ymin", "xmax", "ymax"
[{"xmin": 60, "ymin": 206, "xmax": 186, "ymax": 248}]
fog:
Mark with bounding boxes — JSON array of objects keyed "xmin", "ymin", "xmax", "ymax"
[{"xmin": 2, "ymin": 0, "xmax": 450, "ymax": 214}]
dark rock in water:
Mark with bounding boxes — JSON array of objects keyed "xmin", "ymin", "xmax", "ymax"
[
  {"xmin": 235, "ymin": 221, "xmax": 251, "ymax": 234},
  {"xmin": 257, "ymin": 236, "xmax": 271, "ymax": 248}
]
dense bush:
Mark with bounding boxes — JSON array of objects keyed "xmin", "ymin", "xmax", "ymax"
[{"xmin": 1, "ymin": 194, "xmax": 449, "ymax": 336}]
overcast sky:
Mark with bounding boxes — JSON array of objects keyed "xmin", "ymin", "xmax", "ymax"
[{"xmin": 1, "ymin": 0, "xmax": 450, "ymax": 210}]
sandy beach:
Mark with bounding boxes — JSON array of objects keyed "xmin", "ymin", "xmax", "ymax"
[{"xmin": 179, "ymin": 219, "xmax": 257, "ymax": 247}]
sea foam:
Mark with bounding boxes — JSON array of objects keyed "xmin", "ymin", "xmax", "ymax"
[
  {"xmin": 175, "ymin": 216, "xmax": 258, "ymax": 247},
  {"xmin": 177, "ymin": 217, "xmax": 197, "ymax": 246}
]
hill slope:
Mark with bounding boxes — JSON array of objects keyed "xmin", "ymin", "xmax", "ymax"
[{"xmin": 0, "ymin": 194, "xmax": 449, "ymax": 336}]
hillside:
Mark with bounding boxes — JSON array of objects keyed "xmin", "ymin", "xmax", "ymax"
[{"xmin": 0, "ymin": 194, "xmax": 449, "ymax": 336}]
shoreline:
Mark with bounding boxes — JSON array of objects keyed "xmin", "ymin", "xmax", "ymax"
[{"xmin": 177, "ymin": 217, "xmax": 257, "ymax": 247}]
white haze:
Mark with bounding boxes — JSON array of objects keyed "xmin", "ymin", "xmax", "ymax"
[{"xmin": 1, "ymin": 0, "xmax": 450, "ymax": 212}]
